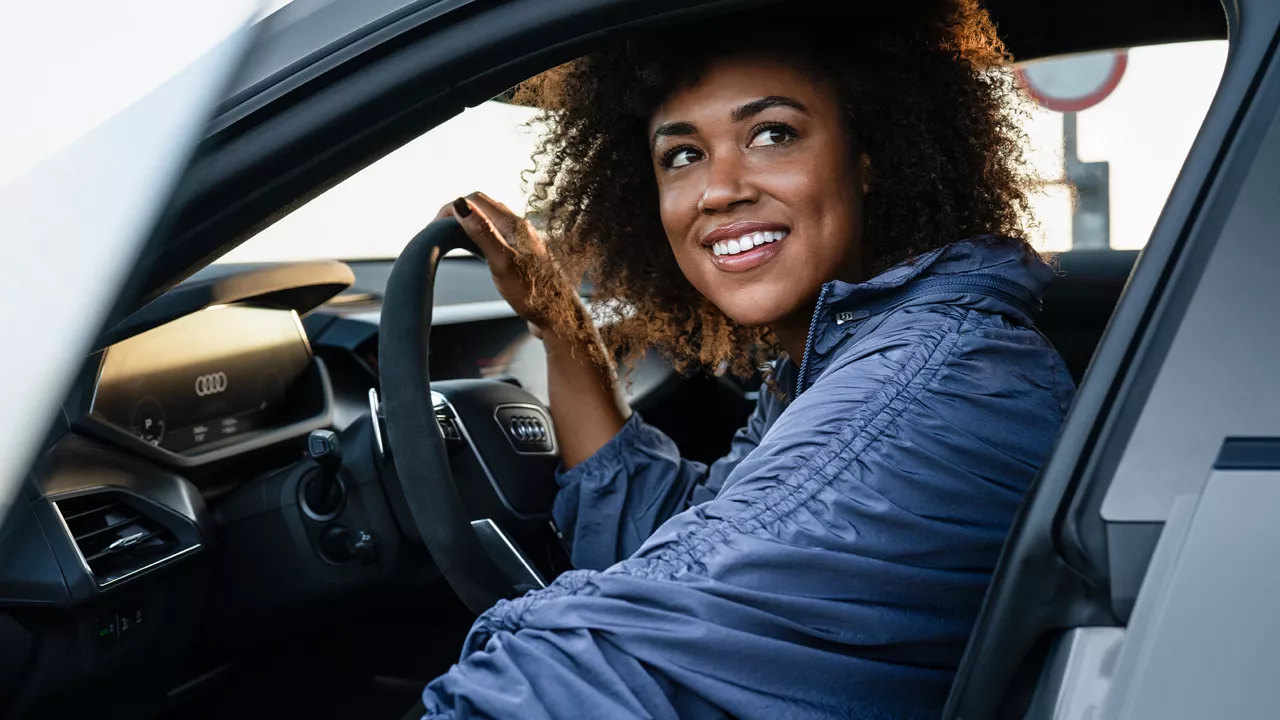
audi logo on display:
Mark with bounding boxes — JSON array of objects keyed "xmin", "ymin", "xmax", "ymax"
[{"xmin": 194, "ymin": 372, "xmax": 228, "ymax": 397}]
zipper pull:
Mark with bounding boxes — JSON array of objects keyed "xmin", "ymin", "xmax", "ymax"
[{"xmin": 834, "ymin": 309, "xmax": 869, "ymax": 325}]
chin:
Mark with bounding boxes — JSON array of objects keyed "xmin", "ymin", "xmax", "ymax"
[{"xmin": 715, "ymin": 298, "xmax": 794, "ymax": 329}]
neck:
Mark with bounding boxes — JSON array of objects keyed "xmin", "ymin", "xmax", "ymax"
[
  {"xmin": 775, "ymin": 327, "xmax": 808, "ymax": 366},
  {"xmin": 771, "ymin": 297, "xmax": 821, "ymax": 364},
  {"xmin": 773, "ymin": 253, "xmax": 862, "ymax": 365}
]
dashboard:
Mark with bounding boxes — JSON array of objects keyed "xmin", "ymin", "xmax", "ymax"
[
  {"xmin": 89, "ymin": 306, "xmax": 314, "ymax": 456},
  {"xmin": 0, "ymin": 256, "xmax": 688, "ymax": 718}
]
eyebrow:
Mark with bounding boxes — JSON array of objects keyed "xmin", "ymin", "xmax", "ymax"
[
  {"xmin": 651, "ymin": 96, "xmax": 809, "ymax": 150},
  {"xmin": 731, "ymin": 95, "xmax": 808, "ymax": 122},
  {"xmin": 651, "ymin": 121, "xmax": 697, "ymax": 149}
]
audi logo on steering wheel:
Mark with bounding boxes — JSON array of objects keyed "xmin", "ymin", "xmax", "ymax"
[{"xmin": 194, "ymin": 372, "xmax": 228, "ymax": 397}]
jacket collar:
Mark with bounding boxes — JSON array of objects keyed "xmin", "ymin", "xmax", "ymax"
[{"xmin": 789, "ymin": 238, "xmax": 1054, "ymax": 397}]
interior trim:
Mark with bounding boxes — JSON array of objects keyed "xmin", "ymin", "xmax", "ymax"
[
  {"xmin": 470, "ymin": 518, "xmax": 545, "ymax": 589},
  {"xmin": 1214, "ymin": 437, "xmax": 1280, "ymax": 469}
]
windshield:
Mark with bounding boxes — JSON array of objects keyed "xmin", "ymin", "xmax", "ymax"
[
  {"xmin": 218, "ymin": 101, "xmax": 541, "ymax": 263},
  {"xmin": 219, "ymin": 39, "xmax": 1227, "ymax": 264}
]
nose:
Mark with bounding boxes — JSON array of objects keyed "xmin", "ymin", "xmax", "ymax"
[{"xmin": 697, "ymin": 152, "xmax": 758, "ymax": 214}]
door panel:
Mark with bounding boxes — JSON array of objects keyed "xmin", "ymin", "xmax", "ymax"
[
  {"xmin": 944, "ymin": 1, "xmax": 1280, "ymax": 716},
  {"xmin": 0, "ymin": 1, "xmax": 260, "ymax": 524},
  {"xmin": 1101, "ymin": 104, "xmax": 1280, "ymax": 522}
]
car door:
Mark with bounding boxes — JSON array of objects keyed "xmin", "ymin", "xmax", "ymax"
[
  {"xmin": 0, "ymin": 1, "xmax": 261, "ymax": 525},
  {"xmin": 945, "ymin": 1, "xmax": 1280, "ymax": 717}
]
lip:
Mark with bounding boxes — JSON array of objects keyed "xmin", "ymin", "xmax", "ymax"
[
  {"xmin": 701, "ymin": 220, "xmax": 790, "ymax": 246},
  {"xmin": 701, "ymin": 222, "xmax": 791, "ymax": 273},
  {"xmin": 710, "ymin": 237, "xmax": 785, "ymax": 273}
]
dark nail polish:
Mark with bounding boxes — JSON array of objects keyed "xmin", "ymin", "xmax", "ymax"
[{"xmin": 452, "ymin": 198, "xmax": 472, "ymax": 217}]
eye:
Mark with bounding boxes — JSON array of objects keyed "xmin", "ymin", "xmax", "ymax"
[
  {"xmin": 661, "ymin": 146, "xmax": 704, "ymax": 169},
  {"xmin": 748, "ymin": 123, "xmax": 798, "ymax": 148}
]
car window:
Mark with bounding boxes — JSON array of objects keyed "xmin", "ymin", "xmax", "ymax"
[
  {"xmin": 218, "ymin": 101, "xmax": 543, "ymax": 263},
  {"xmin": 1018, "ymin": 40, "xmax": 1228, "ymax": 252},
  {"xmin": 218, "ymin": 39, "xmax": 1229, "ymax": 264}
]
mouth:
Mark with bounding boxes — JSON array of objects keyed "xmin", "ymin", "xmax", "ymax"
[{"xmin": 701, "ymin": 221, "xmax": 790, "ymax": 273}]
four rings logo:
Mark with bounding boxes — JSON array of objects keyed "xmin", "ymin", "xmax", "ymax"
[{"xmin": 194, "ymin": 372, "xmax": 228, "ymax": 397}]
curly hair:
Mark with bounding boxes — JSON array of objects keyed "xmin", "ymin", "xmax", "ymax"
[{"xmin": 513, "ymin": 0, "xmax": 1035, "ymax": 380}]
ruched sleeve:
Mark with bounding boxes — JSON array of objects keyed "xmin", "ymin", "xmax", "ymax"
[{"xmin": 552, "ymin": 393, "xmax": 773, "ymax": 570}]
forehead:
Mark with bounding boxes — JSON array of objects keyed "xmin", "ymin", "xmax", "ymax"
[{"xmin": 648, "ymin": 54, "xmax": 834, "ymax": 129}]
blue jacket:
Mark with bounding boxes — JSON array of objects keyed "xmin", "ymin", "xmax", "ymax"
[{"xmin": 423, "ymin": 239, "xmax": 1074, "ymax": 719}]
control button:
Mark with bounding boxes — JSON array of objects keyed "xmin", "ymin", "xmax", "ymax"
[
  {"xmin": 319, "ymin": 525, "xmax": 379, "ymax": 564},
  {"xmin": 308, "ymin": 429, "xmax": 341, "ymax": 459},
  {"xmin": 352, "ymin": 528, "xmax": 379, "ymax": 566},
  {"xmin": 94, "ymin": 614, "xmax": 118, "ymax": 645},
  {"xmin": 118, "ymin": 604, "xmax": 144, "ymax": 637},
  {"xmin": 319, "ymin": 524, "xmax": 351, "ymax": 562},
  {"xmin": 436, "ymin": 414, "xmax": 461, "ymax": 441}
]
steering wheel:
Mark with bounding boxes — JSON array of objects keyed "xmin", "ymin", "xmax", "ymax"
[{"xmin": 377, "ymin": 218, "xmax": 557, "ymax": 614}]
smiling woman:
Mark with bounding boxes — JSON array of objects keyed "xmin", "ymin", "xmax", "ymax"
[{"xmin": 420, "ymin": 1, "xmax": 1074, "ymax": 718}]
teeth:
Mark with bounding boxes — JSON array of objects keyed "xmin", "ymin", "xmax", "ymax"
[{"xmin": 711, "ymin": 230, "xmax": 787, "ymax": 257}]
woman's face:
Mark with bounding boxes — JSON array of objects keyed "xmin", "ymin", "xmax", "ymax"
[{"xmin": 649, "ymin": 54, "xmax": 866, "ymax": 330}]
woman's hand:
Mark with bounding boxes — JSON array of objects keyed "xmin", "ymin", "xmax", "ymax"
[
  {"xmin": 438, "ymin": 194, "xmax": 630, "ymax": 467},
  {"xmin": 436, "ymin": 192, "xmax": 555, "ymax": 335}
]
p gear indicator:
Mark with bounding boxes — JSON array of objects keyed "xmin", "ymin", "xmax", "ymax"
[{"xmin": 130, "ymin": 397, "xmax": 166, "ymax": 446}]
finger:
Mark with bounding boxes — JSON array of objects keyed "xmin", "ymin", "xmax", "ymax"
[
  {"xmin": 465, "ymin": 191, "xmax": 523, "ymax": 239},
  {"xmin": 433, "ymin": 202, "xmax": 455, "ymax": 222},
  {"xmin": 467, "ymin": 191, "xmax": 517, "ymax": 218},
  {"xmin": 449, "ymin": 197, "xmax": 515, "ymax": 264}
]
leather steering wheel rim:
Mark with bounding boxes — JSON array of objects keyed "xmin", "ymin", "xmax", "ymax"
[{"xmin": 378, "ymin": 218, "xmax": 513, "ymax": 614}]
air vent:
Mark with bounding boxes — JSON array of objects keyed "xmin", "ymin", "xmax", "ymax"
[{"xmin": 54, "ymin": 493, "xmax": 191, "ymax": 587}]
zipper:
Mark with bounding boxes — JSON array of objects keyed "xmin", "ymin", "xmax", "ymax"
[{"xmin": 794, "ymin": 283, "xmax": 832, "ymax": 397}]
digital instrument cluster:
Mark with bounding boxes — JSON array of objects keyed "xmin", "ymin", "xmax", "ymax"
[{"xmin": 90, "ymin": 306, "xmax": 313, "ymax": 455}]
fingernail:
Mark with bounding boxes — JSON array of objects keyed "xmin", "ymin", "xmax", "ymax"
[{"xmin": 452, "ymin": 198, "xmax": 472, "ymax": 218}]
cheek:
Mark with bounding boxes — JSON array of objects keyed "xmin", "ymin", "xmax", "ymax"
[
  {"xmin": 777, "ymin": 153, "xmax": 862, "ymax": 241},
  {"xmin": 656, "ymin": 176, "xmax": 705, "ymax": 266},
  {"xmin": 657, "ymin": 175, "xmax": 698, "ymax": 235}
]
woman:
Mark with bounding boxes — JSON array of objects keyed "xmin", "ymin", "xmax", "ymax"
[{"xmin": 423, "ymin": 1, "xmax": 1073, "ymax": 717}]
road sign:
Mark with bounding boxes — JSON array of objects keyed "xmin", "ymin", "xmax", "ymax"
[{"xmin": 1017, "ymin": 50, "xmax": 1128, "ymax": 113}]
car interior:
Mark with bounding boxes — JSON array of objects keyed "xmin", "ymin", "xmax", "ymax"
[{"xmin": 0, "ymin": 0, "xmax": 1233, "ymax": 718}]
